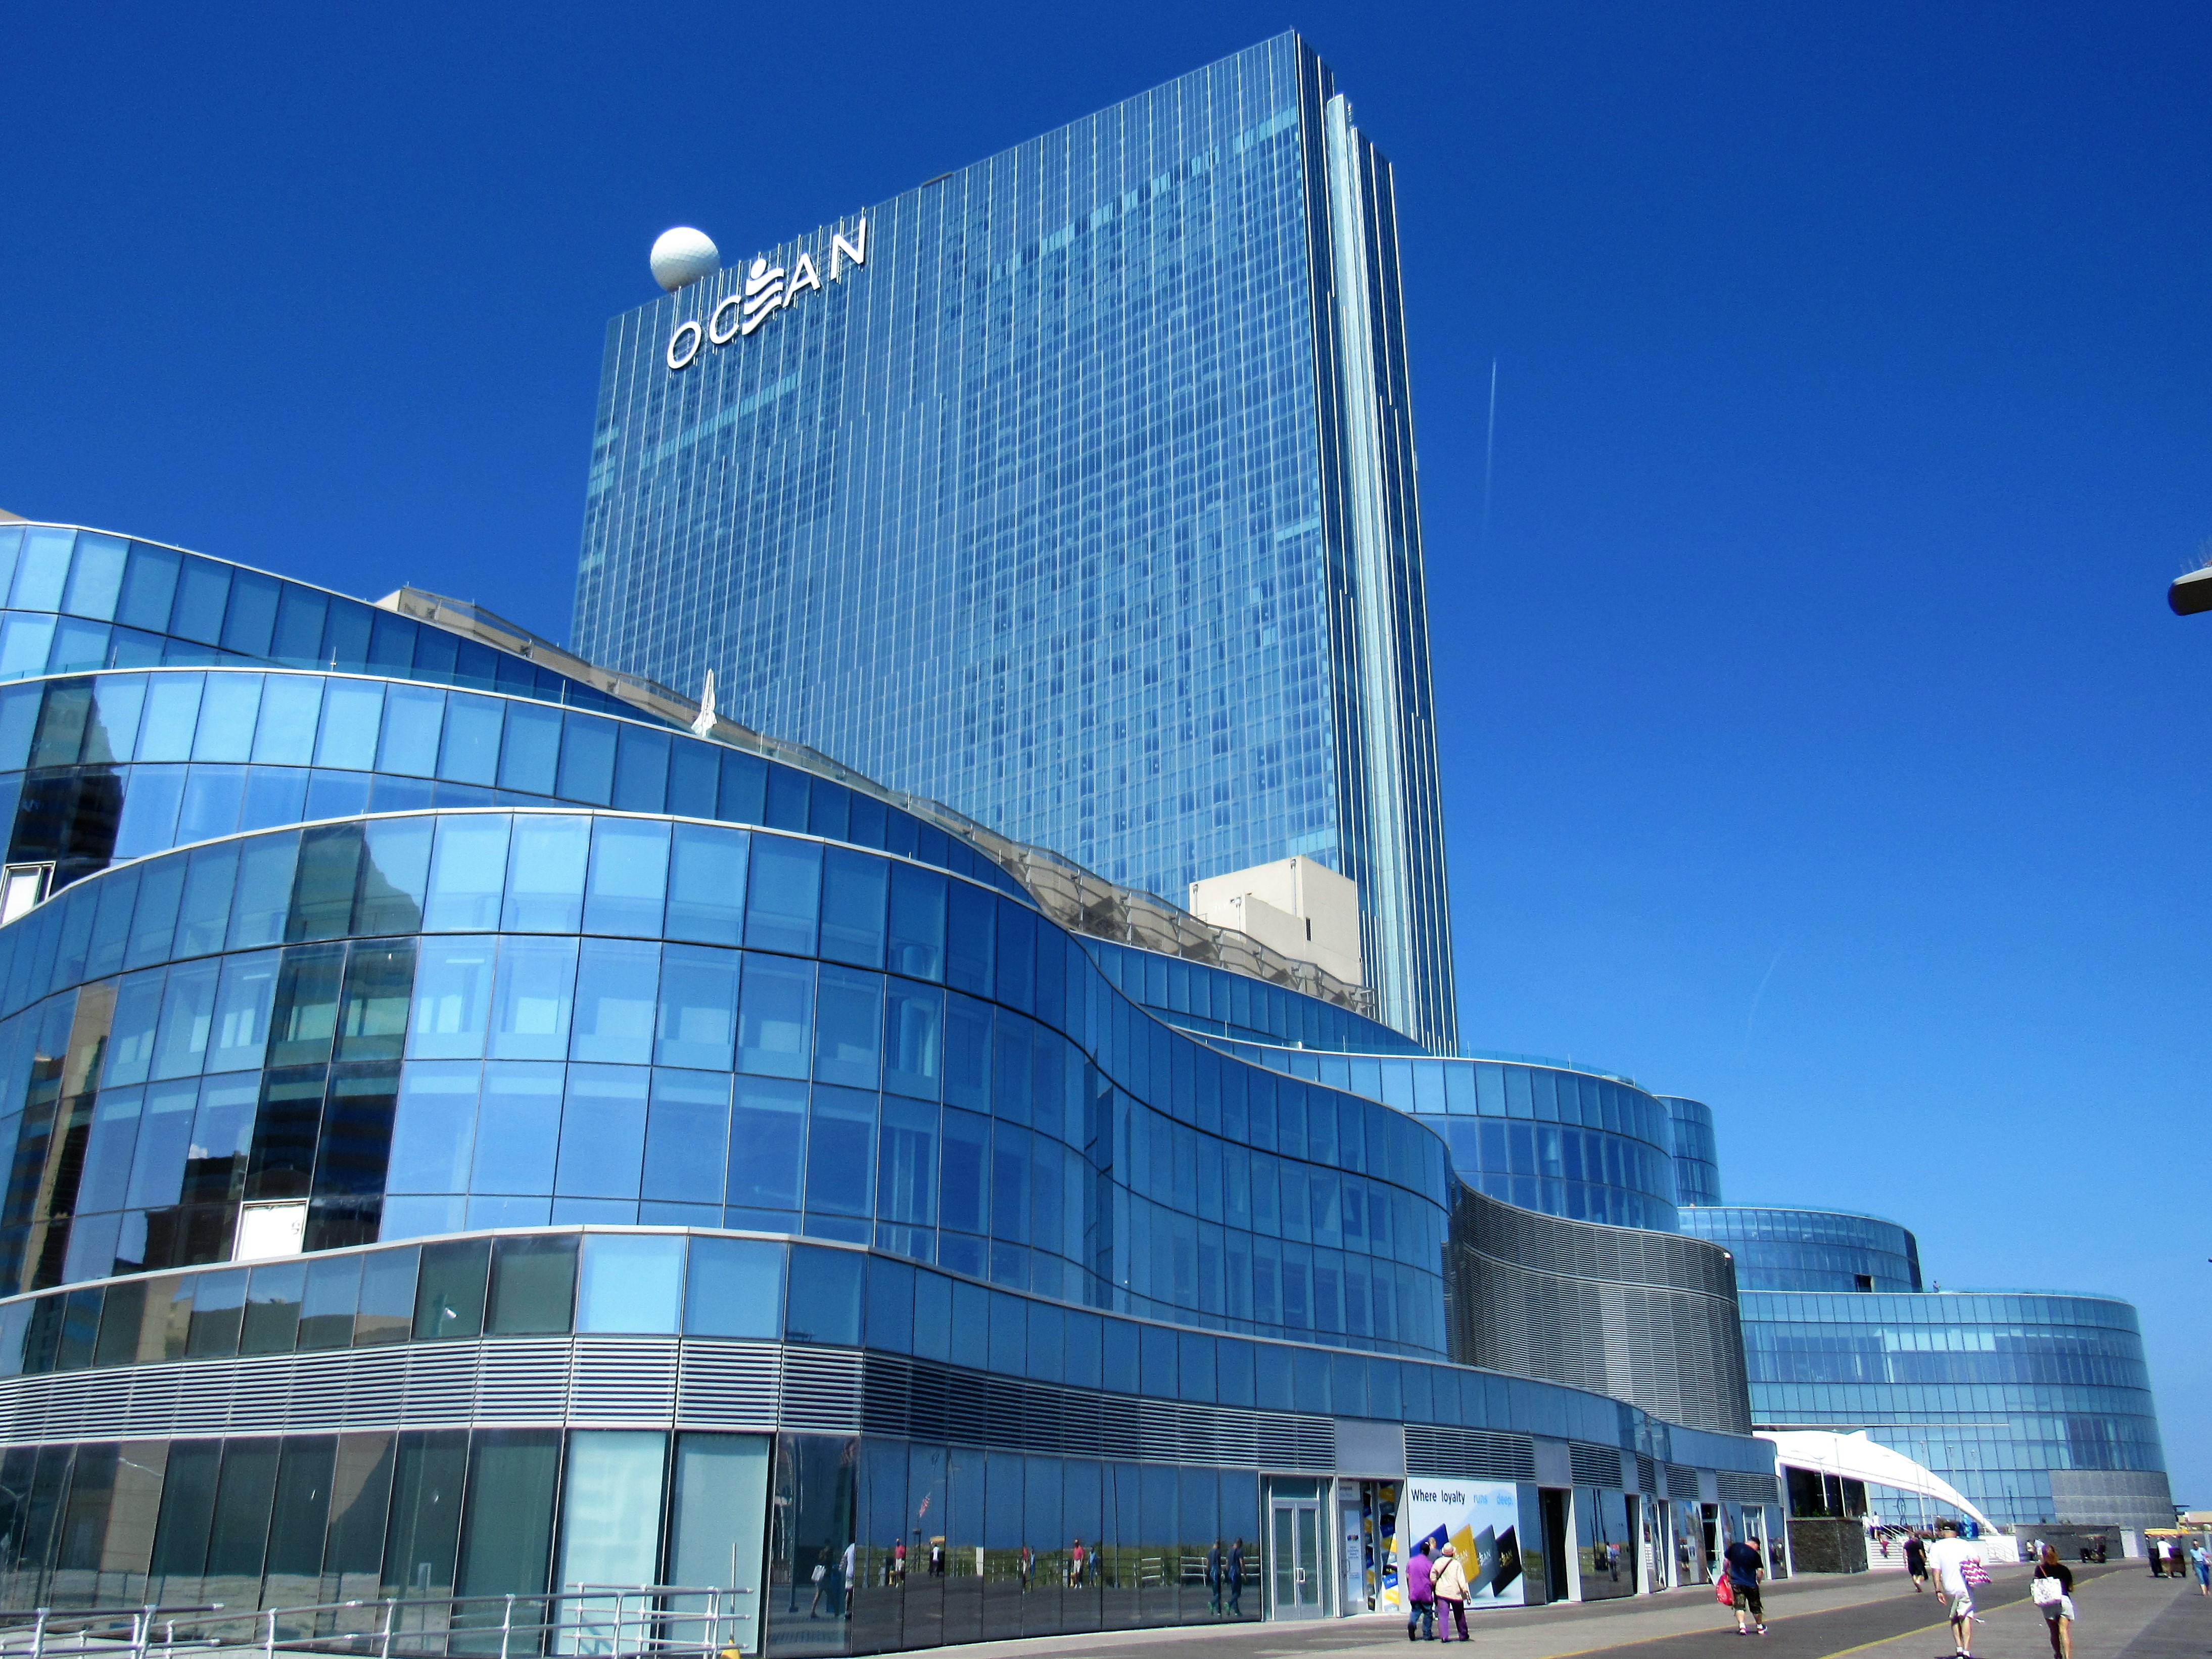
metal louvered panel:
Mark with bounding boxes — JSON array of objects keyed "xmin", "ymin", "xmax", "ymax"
[
  {"xmin": 284, "ymin": 1350, "xmax": 364, "ymax": 1432},
  {"xmin": 1404, "ymin": 1426, "xmax": 1535, "ymax": 1481},
  {"xmin": 1634, "ymin": 1453, "xmax": 1658, "ymax": 1494},
  {"xmin": 570, "ymin": 1339, "xmax": 679, "ymax": 1425},
  {"xmin": 475, "ymin": 1340, "xmax": 574, "ymax": 1425},
  {"xmin": 1666, "ymin": 1462, "xmax": 1698, "ymax": 1498},
  {"xmin": 675, "ymin": 1342, "xmax": 780, "ymax": 1430},
  {"xmin": 400, "ymin": 1347, "xmax": 482, "ymax": 1427},
  {"xmin": 1569, "ymin": 1442, "xmax": 1622, "ymax": 1488},
  {"xmin": 1716, "ymin": 1470, "xmax": 1778, "ymax": 1505},
  {"xmin": 780, "ymin": 1346, "xmax": 864, "ymax": 1432},
  {"xmin": 341, "ymin": 1346, "xmax": 410, "ymax": 1426}
]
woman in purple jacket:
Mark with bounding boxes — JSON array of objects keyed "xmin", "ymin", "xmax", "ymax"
[{"xmin": 1405, "ymin": 1540, "xmax": 1438, "ymax": 1641}]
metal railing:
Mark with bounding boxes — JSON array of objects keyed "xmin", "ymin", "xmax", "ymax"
[{"xmin": 0, "ymin": 1586, "xmax": 754, "ymax": 1659}]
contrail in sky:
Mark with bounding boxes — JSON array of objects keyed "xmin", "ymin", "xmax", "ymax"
[
  {"xmin": 1480, "ymin": 359, "xmax": 1498, "ymax": 555},
  {"xmin": 1736, "ymin": 950, "xmax": 1784, "ymax": 1062}
]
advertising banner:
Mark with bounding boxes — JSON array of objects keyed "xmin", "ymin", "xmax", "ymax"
[{"xmin": 1401, "ymin": 1478, "xmax": 1526, "ymax": 1608}]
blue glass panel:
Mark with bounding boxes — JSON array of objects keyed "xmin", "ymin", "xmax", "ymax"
[
  {"xmin": 804, "ymin": 1083, "xmax": 875, "ymax": 1220},
  {"xmin": 569, "ymin": 939, "xmax": 659, "ymax": 1065},
  {"xmin": 726, "ymin": 1075, "xmax": 806, "ymax": 1213},
  {"xmin": 886, "ymin": 864, "xmax": 946, "ymax": 982},
  {"xmin": 169, "ymin": 557, "xmax": 232, "ymax": 646},
  {"xmin": 501, "ymin": 815, "xmax": 588, "ymax": 932},
  {"xmin": 763, "ymin": 767, "xmax": 808, "ymax": 831},
  {"xmin": 220, "ymin": 572, "xmax": 280, "ymax": 657},
  {"xmin": 386, "ymin": 1060, "xmax": 481, "ymax": 1194},
  {"xmin": 819, "ymin": 848, "xmax": 887, "ymax": 968},
  {"xmin": 269, "ymin": 586, "xmax": 327, "ymax": 665},
  {"xmin": 124, "ymin": 1080, "xmax": 200, "ymax": 1209},
  {"xmin": 469, "ymin": 1060, "xmax": 563, "ymax": 1193},
  {"xmin": 744, "ymin": 836, "xmax": 820, "ymax": 956},
  {"xmin": 555, "ymin": 1064, "xmax": 648, "ymax": 1198},
  {"xmin": 176, "ymin": 765, "xmax": 246, "ymax": 845},
  {"xmin": 423, "ymin": 815, "xmax": 510, "ymax": 931},
  {"xmin": 0, "ymin": 683, "xmax": 40, "ymax": 769},
  {"xmin": 717, "ymin": 751, "xmax": 767, "ymax": 823},
  {"xmin": 136, "ymin": 674, "xmax": 205, "ymax": 762},
  {"xmin": 642, "ymin": 1068, "xmax": 728, "ymax": 1204},
  {"xmin": 611, "ymin": 726, "xmax": 670, "ymax": 813},
  {"xmin": 784, "ymin": 1246, "xmax": 862, "ymax": 1345},
  {"xmin": 666, "ymin": 741, "xmax": 718, "ymax": 819},
  {"xmin": 60, "ymin": 534, "xmax": 127, "ymax": 622},
  {"xmin": 684, "ymin": 1236, "xmax": 782, "ymax": 1337},
  {"xmin": 938, "ymin": 1107, "xmax": 989, "ymax": 1239},
  {"xmin": 736, "ymin": 953, "xmax": 812, "ymax": 1078},
  {"xmin": 665, "ymin": 824, "xmax": 747, "ymax": 946},
  {"xmin": 376, "ymin": 684, "xmax": 445, "ymax": 777},
  {"xmin": 497, "ymin": 702, "xmax": 561, "ymax": 795},
  {"xmin": 409, "ymin": 937, "xmax": 496, "ymax": 1059},
  {"xmin": 946, "ymin": 883, "xmax": 994, "ymax": 995},
  {"xmin": 584, "ymin": 817, "xmax": 670, "ymax": 937},
  {"xmin": 314, "ymin": 680, "xmax": 383, "ymax": 770},
  {"xmin": 365, "ymin": 610, "xmax": 415, "ymax": 674},
  {"xmin": 207, "ymin": 950, "xmax": 279, "ymax": 1072},
  {"xmin": 575, "ymin": 1234, "xmax": 682, "ymax": 1334},
  {"xmin": 883, "ymin": 980, "xmax": 943, "ymax": 1101},
  {"xmin": 942, "ymin": 992, "xmax": 990, "ymax": 1113},
  {"xmin": 10, "ymin": 528, "xmax": 74, "ymax": 610},
  {"xmin": 556, "ymin": 715, "xmax": 618, "ymax": 805},
  {"xmin": 814, "ymin": 967, "xmax": 881, "ymax": 1089},
  {"xmin": 0, "ymin": 614, "xmax": 52, "ymax": 677},
  {"xmin": 647, "ymin": 941, "xmax": 736, "ymax": 1070},
  {"xmin": 249, "ymin": 675, "xmax": 323, "ymax": 768},
  {"xmin": 438, "ymin": 694, "xmax": 503, "ymax": 785},
  {"xmin": 488, "ymin": 936, "xmax": 578, "ymax": 1061},
  {"xmin": 876, "ymin": 1095, "xmax": 937, "ymax": 1227},
  {"xmin": 116, "ymin": 542, "xmax": 180, "ymax": 632}
]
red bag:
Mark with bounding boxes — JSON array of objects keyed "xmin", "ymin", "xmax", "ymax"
[{"xmin": 1716, "ymin": 1577, "xmax": 1735, "ymax": 1604}]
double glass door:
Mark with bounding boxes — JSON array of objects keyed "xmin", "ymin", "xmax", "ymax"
[{"xmin": 1270, "ymin": 1497, "xmax": 1329, "ymax": 1619}]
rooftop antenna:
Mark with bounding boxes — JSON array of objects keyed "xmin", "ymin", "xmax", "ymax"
[{"xmin": 691, "ymin": 670, "xmax": 719, "ymax": 736}]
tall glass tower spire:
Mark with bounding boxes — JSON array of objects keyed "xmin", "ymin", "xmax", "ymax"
[{"xmin": 574, "ymin": 34, "xmax": 1458, "ymax": 1050}]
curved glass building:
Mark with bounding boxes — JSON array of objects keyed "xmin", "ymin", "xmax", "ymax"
[
  {"xmin": 1660, "ymin": 1099, "xmax": 1721, "ymax": 1208},
  {"xmin": 1680, "ymin": 1208, "xmax": 2170, "ymax": 1531},
  {"xmin": 0, "ymin": 525, "xmax": 1783, "ymax": 1640}
]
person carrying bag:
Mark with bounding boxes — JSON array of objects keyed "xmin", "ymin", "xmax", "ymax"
[
  {"xmin": 2031, "ymin": 1547, "xmax": 2075, "ymax": 1659},
  {"xmin": 1433, "ymin": 1544, "xmax": 1471, "ymax": 1643}
]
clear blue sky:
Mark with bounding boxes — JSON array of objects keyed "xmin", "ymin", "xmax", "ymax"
[{"xmin": 5, "ymin": 4, "xmax": 2206, "ymax": 1503}]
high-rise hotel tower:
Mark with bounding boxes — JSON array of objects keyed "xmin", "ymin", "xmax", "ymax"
[{"xmin": 573, "ymin": 35, "xmax": 1459, "ymax": 1050}]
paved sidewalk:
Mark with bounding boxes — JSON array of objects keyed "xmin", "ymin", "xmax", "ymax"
[{"xmin": 920, "ymin": 1565, "xmax": 2191, "ymax": 1659}]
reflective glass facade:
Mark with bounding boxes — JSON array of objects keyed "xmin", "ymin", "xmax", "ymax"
[
  {"xmin": 573, "ymin": 35, "xmax": 1458, "ymax": 1052},
  {"xmin": 1662, "ymin": 1098, "xmax": 1721, "ymax": 1207},
  {"xmin": 1678, "ymin": 1206, "xmax": 1918, "ymax": 1293},
  {"xmin": 1207, "ymin": 1037, "xmax": 1680, "ymax": 1233}
]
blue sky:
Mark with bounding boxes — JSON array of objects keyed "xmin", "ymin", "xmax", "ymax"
[{"xmin": 5, "ymin": 4, "xmax": 2206, "ymax": 1502}]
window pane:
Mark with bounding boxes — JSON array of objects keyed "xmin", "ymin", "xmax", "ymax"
[
  {"xmin": 61, "ymin": 532, "xmax": 127, "ymax": 621},
  {"xmin": 726, "ymin": 1076, "xmax": 805, "ymax": 1214},
  {"xmin": 227, "ymin": 830, "xmax": 301, "ymax": 948},
  {"xmin": 654, "ymin": 944, "xmax": 737, "ymax": 1071},
  {"xmin": 356, "ymin": 817, "xmax": 432, "ymax": 935},
  {"xmin": 498, "ymin": 702, "xmax": 561, "ymax": 795},
  {"xmin": 207, "ymin": 949, "xmax": 278, "ymax": 1072},
  {"xmin": 268, "ymin": 942, "xmax": 345, "ymax": 1067},
  {"xmin": 336, "ymin": 941, "xmax": 415, "ymax": 1063},
  {"xmin": 666, "ymin": 824, "xmax": 746, "ymax": 945},
  {"xmin": 502, "ymin": 815, "xmax": 588, "ymax": 932},
  {"xmin": 438, "ymin": 693, "xmax": 503, "ymax": 785},
  {"xmin": 576, "ymin": 1235, "xmax": 682, "ymax": 1333},
  {"xmin": 876, "ymin": 1096, "xmax": 937, "ymax": 1227},
  {"xmin": 412, "ymin": 1238, "xmax": 490, "ymax": 1340},
  {"xmin": 784, "ymin": 1246, "xmax": 862, "ymax": 1345},
  {"xmin": 192, "ymin": 673, "xmax": 263, "ymax": 763},
  {"xmin": 241, "ymin": 1261, "xmax": 306, "ymax": 1354},
  {"xmin": 386, "ymin": 1060, "xmax": 480, "ymax": 1194},
  {"xmin": 805, "ymin": 1084, "xmax": 875, "ymax": 1218},
  {"xmin": 486, "ymin": 1234, "xmax": 577, "ymax": 1334},
  {"xmin": 489, "ymin": 936, "xmax": 577, "ymax": 1061},
  {"xmin": 819, "ymin": 848, "xmax": 887, "ymax": 968},
  {"xmin": 314, "ymin": 679, "xmax": 384, "ymax": 770},
  {"xmin": 611, "ymin": 726, "xmax": 671, "ymax": 813},
  {"xmin": 737, "ymin": 954, "xmax": 811, "ymax": 1078},
  {"xmin": 643, "ymin": 1069, "xmax": 729, "ymax": 1205},
  {"xmin": 884, "ymin": 980, "xmax": 943, "ymax": 1101},
  {"xmin": 812, "ymin": 967, "xmax": 881, "ymax": 1089},
  {"xmin": 424, "ymin": 814, "xmax": 510, "ymax": 931},
  {"xmin": 571, "ymin": 938, "xmax": 658, "ymax": 1065},
  {"xmin": 744, "ymin": 836, "xmax": 820, "ymax": 956},
  {"xmin": 584, "ymin": 817, "xmax": 670, "ymax": 937},
  {"xmin": 683, "ymin": 1237, "xmax": 782, "ymax": 1337},
  {"xmin": 556, "ymin": 715, "xmax": 617, "ymax": 804},
  {"xmin": 471, "ymin": 1061, "xmax": 563, "ymax": 1194},
  {"xmin": 555, "ymin": 1063, "xmax": 648, "ymax": 1198},
  {"xmin": 557, "ymin": 1430, "xmax": 667, "ymax": 1588},
  {"xmin": 887, "ymin": 864, "xmax": 947, "ymax": 981},
  {"xmin": 150, "ymin": 961, "xmax": 220, "ymax": 1078},
  {"xmin": 408, "ymin": 939, "xmax": 494, "ymax": 1059}
]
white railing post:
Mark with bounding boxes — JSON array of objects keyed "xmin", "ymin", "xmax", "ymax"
[
  {"xmin": 263, "ymin": 1607, "xmax": 277, "ymax": 1659},
  {"xmin": 499, "ymin": 1593, "xmax": 514, "ymax": 1659},
  {"xmin": 379, "ymin": 1597, "xmax": 397, "ymax": 1659}
]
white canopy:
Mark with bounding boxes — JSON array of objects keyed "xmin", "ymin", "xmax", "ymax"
[{"xmin": 1758, "ymin": 1429, "xmax": 1999, "ymax": 1535}]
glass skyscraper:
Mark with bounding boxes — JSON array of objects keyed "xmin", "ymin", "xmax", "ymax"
[{"xmin": 573, "ymin": 34, "xmax": 1458, "ymax": 1052}]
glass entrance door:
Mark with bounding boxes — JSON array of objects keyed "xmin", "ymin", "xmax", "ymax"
[{"xmin": 1269, "ymin": 1497, "xmax": 1329, "ymax": 1619}]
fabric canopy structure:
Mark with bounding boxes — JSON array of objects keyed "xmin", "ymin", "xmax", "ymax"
[{"xmin": 1760, "ymin": 1429, "xmax": 2000, "ymax": 1535}]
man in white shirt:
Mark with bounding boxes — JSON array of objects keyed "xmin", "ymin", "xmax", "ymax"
[{"xmin": 1924, "ymin": 1519, "xmax": 1981, "ymax": 1659}]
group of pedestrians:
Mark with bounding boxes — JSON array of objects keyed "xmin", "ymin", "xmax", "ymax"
[
  {"xmin": 2149, "ymin": 1536, "xmax": 2209, "ymax": 1588},
  {"xmin": 1402, "ymin": 1538, "xmax": 1473, "ymax": 1641}
]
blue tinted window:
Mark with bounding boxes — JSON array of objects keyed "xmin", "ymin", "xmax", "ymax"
[
  {"xmin": 137, "ymin": 674, "xmax": 204, "ymax": 762},
  {"xmin": 251, "ymin": 676, "xmax": 322, "ymax": 766},
  {"xmin": 805, "ymin": 1084, "xmax": 875, "ymax": 1218},
  {"xmin": 655, "ymin": 944, "xmax": 737, "ymax": 1071},
  {"xmin": 314, "ymin": 680, "xmax": 383, "ymax": 770},
  {"xmin": 938, "ymin": 1108, "xmax": 989, "ymax": 1238},
  {"xmin": 502, "ymin": 815, "xmax": 588, "ymax": 932},
  {"xmin": 470, "ymin": 1060, "xmax": 563, "ymax": 1193},
  {"xmin": 942, "ymin": 993, "xmax": 990, "ymax": 1112},
  {"xmin": 556, "ymin": 1063, "xmax": 649, "ymax": 1199},
  {"xmin": 570, "ymin": 939, "xmax": 659, "ymax": 1065},
  {"xmin": 946, "ymin": 884, "xmax": 995, "ymax": 994},
  {"xmin": 423, "ymin": 815, "xmax": 509, "ymax": 931},
  {"xmin": 784, "ymin": 1246, "xmax": 862, "ymax": 1345},
  {"xmin": 717, "ymin": 751, "xmax": 767, "ymax": 823},
  {"xmin": 883, "ymin": 980, "xmax": 943, "ymax": 1101},
  {"xmin": 819, "ymin": 849, "xmax": 887, "ymax": 968},
  {"xmin": 666, "ymin": 741, "xmax": 717, "ymax": 818},
  {"xmin": 886, "ymin": 864, "xmax": 946, "ymax": 982},
  {"xmin": 684, "ymin": 1236, "xmax": 782, "ymax": 1337},
  {"xmin": 576, "ymin": 1234, "xmax": 682, "ymax": 1334},
  {"xmin": 813, "ymin": 968, "xmax": 881, "ymax": 1088},
  {"xmin": 61, "ymin": 534, "xmax": 127, "ymax": 621},
  {"xmin": 498, "ymin": 702, "xmax": 561, "ymax": 794},
  {"xmin": 876, "ymin": 1095, "xmax": 936, "ymax": 1227},
  {"xmin": 10, "ymin": 528, "xmax": 73, "ymax": 610},
  {"xmin": 116, "ymin": 542, "xmax": 180, "ymax": 631},
  {"xmin": 727, "ymin": 1075, "xmax": 806, "ymax": 1213},
  {"xmin": 736, "ymin": 954, "xmax": 811, "ymax": 1078},
  {"xmin": 439, "ymin": 694, "xmax": 503, "ymax": 785},
  {"xmin": 665, "ymin": 824, "xmax": 746, "ymax": 945},
  {"xmin": 611, "ymin": 726, "xmax": 670, "ymax": 813},
  {"xmin": 409, "ymin": 937, "xmax": 495, "ymax": 1059},
  {"xmin": 557, "ymin": 715, "xmax": 617, "ymax": 804},
  {"xmin": 169, "ymin": 558, "xmax": 232, "ymax": 645},
  {"xmin": 763, "ymin": 767, "xmax": 808, "ymax": 831},
  {"xmin": 488, "ymin": 935, "xmax": 577, "ymax": 1061},
  {"xmin": 643, "ymin": 1068, "xmax": 728, "ymax": 1204},
  {"xmin": 221, "ymin": 572, "xmax": 280, "ymax": 656},
  {"xmin": 270, "ymin": 586, "xmax": 327, "ymax": 664},
  {"xmin": 386, "ymin": 1060, "xmax": 482, "ymax": 1193},
  {"xmin": 584, "ymin": 817, "xmax": 670, "ymax": 937},
  {"xmin": 745, "ymin": 836, "xmax": 820, "ymax": 956}
]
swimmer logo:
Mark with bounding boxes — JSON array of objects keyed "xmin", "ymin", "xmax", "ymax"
[{"xmin": 667, "ymin": 220, "xmax": 867, "ymax": 371}]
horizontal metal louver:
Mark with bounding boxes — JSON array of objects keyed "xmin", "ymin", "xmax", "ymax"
[
  {"xmin": 1403, "ymin": 1425, "xmax": 1535, "ymax": 1481},
  {"xmin": 1716, "ymin": 1470, "xmax": 1778, "ymax": 1505},
  {"xmin": 1665, "ymin": 1461, "xmax": 1698, "ymax": 1498},
  {"xmin": 780, "ymin": 1346, "xmax": 865, "ymax": 1432},
  {"xmin": 674, "ymin": 1341, "xmax": 780, "ymax": 1430},
  {"xmin": 569, "ymin": 1338, "xmax": 679, "ymax": 1424},
  {"xmin": 1634, "ymin": 1453, "xmax": 1658, "ymax": 1494},
  {"xmin": 476, "ymin": 1340, "xmax": 576, "ymax": 1425},
  {"xmin": 1569, "ymin": 1442, "xmax": 1622, "ymax": 1488}
]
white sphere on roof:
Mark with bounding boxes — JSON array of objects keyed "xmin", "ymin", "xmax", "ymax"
[{"xmin": 650, "ymin": 226, "xmax": 720, "ymax": 293}]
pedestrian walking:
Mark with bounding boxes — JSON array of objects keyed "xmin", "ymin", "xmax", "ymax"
[
  {"xmin": 1722, "ymin": 1534, "xmax": 1766, "ymax": 1635},
  {"xmin": 1904, "ymin": 1532, "xmax": 1928, "ymax": 1593},
  {"xmin": 1433, "ymin": 1543, "xmax": 1471, "ymax": 1643},
  {"xmin": 1069, "ymin": 1537, "xmax": 1086, "ymax": 1588},
  {"xmin": 1207, "ymin": 1539, "xmax": 1225, "ymax": 1616},
  {"xmin": 2031, "ymin": 1545, "xmax": 2075, "ymax": 1659},
  {"xmin": 1925, "ymin": 1519, "xmax": 1981, "ymax": 1659},
  {"xmin": 1405, "ymin": 1538, "xmax": 1437, "ymax": 1641},
  {"xmin": 2151, "ymin": 1538, "xmax": 2168, "ymax": 1578},
  {"xmin": 2192, "ymin": 1541, "xmax": 2208, "ymax": 1594},
  {"xmin": 1229, "ymin": 1538, "xmax": 1245, "ymax": 1617}
]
